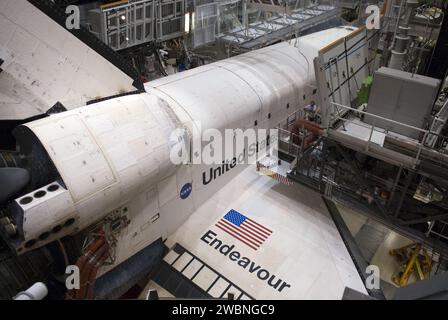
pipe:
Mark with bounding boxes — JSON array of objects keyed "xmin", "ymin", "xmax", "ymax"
[
  {"xmin": 74, "ymin": 240, "xmax": 107, "ymax": 299},
  {"xmin": 67, "ymin": 237, "xmax": 106, "ymax": 299},
  {"xmin": 382, "ymin": 0, "xmax": 391, "ymax": 16},
  {"xmin": 292, "ymin": 119, "xmax": 324, "ymax": 135},
  {"xmin": 385, "ymin": 135, "xmax": 448, "ymax": 164},
  {"xmin": 85, "ymin": 248, "xmax": 110, "ymax": 299},
  {"xmin": 76, "ymin": 238, "xmax": 105, "ymax": 275},
  {"xmin": 14, "ymin": 282, "xmax": 48, "ymax": 300},
  {"xmin": 389, "ymin": 0, "xmax": 420, "ymax": 70},
  {"xmin": 289, "ymin": 119, "xmax": 323, "ymax": 148},
  {"xmin": 327, "ymin": 129, "xmax": 418, "ymax": 168}
]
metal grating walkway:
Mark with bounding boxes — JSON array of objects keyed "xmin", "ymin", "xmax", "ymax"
[{"xmin": 218, "ymin": 4, "xmax": 340, "ymax": 50}]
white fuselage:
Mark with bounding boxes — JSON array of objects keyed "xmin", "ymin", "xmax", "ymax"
[{"xmin": 10, "ymin": 28, "xmax": 356, "ymax": 275}]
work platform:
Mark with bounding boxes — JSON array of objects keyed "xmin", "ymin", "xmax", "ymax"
[
  {"xmin": 273, "ymin": 103, "xmax": 448, "ymax": 258},
  {"xmin": 218, "ymin": 4, "xmax": 340, "ymax": 50}
]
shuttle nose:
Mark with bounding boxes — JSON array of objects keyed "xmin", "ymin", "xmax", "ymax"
[{"xmin": 0, "ymin": 168, "xmax": 30, "ymax": 205}]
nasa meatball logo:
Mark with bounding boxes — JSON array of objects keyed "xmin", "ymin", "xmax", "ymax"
[{"xmin": 180, "ymin": 183, "xmax": 193, "ymax": 199}]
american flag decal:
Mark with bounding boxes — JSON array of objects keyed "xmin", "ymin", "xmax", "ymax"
[
  {"xmin": 256, "ymin": 161, "xmax": 293, "ymax": 186},
  {"xmin": 216, "ymin": 210, "xmax": 273, "ymax": 250}
]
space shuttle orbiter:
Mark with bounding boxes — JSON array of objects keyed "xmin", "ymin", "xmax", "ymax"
[{"xmin": 0, "ymin": 18, "xmax": 361, "ymax": 297}]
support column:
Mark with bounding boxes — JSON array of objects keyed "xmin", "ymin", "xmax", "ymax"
[{"xmin": 389, "ymin": 0, "xmax": 419, "ymax": 70}]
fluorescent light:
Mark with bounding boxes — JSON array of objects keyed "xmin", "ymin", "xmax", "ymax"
[{"xmin": 184, "ymin": 13, "xmax": 190, "ymax": 33}]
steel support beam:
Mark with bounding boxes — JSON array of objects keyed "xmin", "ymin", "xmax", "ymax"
[
  {"xmin": 323, "ymin": 198, "xmax": 385, "ymax": 300},
  {"xmin": 247, "ymin": 2, "xmax": 292, "ymax": 14},
  {"xmin": 333, "ymin": 142, "xmax": 391, "ymax": 220},
  {"xmin": 400, "ymin": 213, "xmax": 448, "ymax": 226},
  {"xmin": 393, "ymin": 170, "xmax": 415, "ymax": 218}
]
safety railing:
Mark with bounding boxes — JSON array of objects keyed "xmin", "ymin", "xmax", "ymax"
[
  {"xmin": 329, "ymin": 101, "xmax": 448, "ymax": 166},
  {"xmin": 274, "ymin": 109, "xmax": 316, "ymax": 159},
  {"xmin": 426, "ymin": 98, "xmax": 448, "ymax": 148},
  {"xmin": 426, "ymin": 220, "xmax": 448, "ymax": 241},
  {"xmin": 217, "ymin": 1, "xmax": 338, "ymax": 49}
]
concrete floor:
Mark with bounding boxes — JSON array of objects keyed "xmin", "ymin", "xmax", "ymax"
[{"xmin": 336, "ymin": 203, "xmax": 418, "ymax": 299}]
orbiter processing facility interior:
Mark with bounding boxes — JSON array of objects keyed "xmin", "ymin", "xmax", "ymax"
[{"xmin": 1, "ymin": 0, "xmax": 448, "ymax": 304}]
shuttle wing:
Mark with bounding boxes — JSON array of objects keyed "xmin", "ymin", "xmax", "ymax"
[
  {"xmin": 148, "ymin": 166, "xmax": 368, "ymax": 300},
  {"xmin": 0, "ymin": 0, "xmax": 137, "ymax": 120}
]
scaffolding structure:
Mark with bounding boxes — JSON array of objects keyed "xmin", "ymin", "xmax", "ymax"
[
  {"xmin": 218, "ymin": 1, "xmax": 341, "ymax": 50},
  {"xmin": 279, "ymin": 104, "xmax": 448, "ymax": 255},
  {"xmin": 380, "ymin": 0, "xmax": 444, "ymax": 73},
  {"xmin": 88, "ymin": 0, "xmax": 186, "ymax": 51},
  {"xmin": 265, "ymin": 24, "xmax": 448, "ymax": 257},
  {"xmin": 188, "ymin": 1, "xmax": 342, "ymax": 49},
  {"xmin": 192, "ymin": 0, "xmax": 219, "ymax": 47},
  {"xmin": 157, "ymin": 0, "xmax": 186, "ymax": 41}
]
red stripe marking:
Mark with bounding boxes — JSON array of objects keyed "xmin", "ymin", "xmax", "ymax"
[
  {"xmin": 240, "ymin": 222, "xmax": 269, "ymax": 240},
  {"xmin": 220, "ymin": 219, "xmax": 265, "ymax": 244},
  {"xmin": 218, "ymin": 220, "xmax": 262, "ymax": 246},
  {"xmin": 217, "ymin": 221, "xmax": 261, "ymax": 248},
  {"xmin": 258, "ymin": 163, "xmax": 292, "ymax": 185},
  {"xmin": 239, "ymin": 224, "xmax": 267, "ymax": 242},
  {"xmin": 216, "ymin": 223, "xmax": 258, "ymax": 250},
  {"xmin": 246, "ymin": 217, "xmax": 272, "ymax": 233},
  {"xmin": 245, "ymin": 219, "xmax": 272, "ymax": 235}
]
